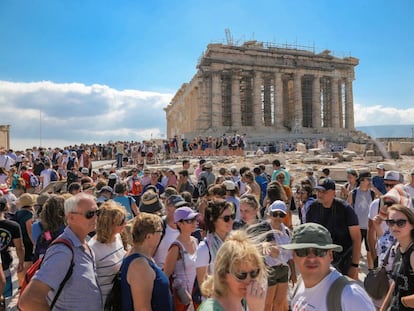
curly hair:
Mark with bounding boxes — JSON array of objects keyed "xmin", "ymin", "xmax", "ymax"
[
  {"xmin": 96, "ymin": 200, "xmax": 127, "ymax": 244},
  {"xmin": 204, "ymin": 200, "xmax": 234, "ymax": 233},
  {"xmin": 39, "ymin": 195, "xmax": 65, "ymax": 233}
]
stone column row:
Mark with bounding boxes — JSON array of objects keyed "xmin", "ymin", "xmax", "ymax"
[{"xmin": 209, "ymin": 71, "xmax": 354, "ymax": 131}]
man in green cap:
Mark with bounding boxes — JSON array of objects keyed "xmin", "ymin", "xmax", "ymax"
[{"xmin": 281, "ymin": 223, "xmax": 375, "ymax": 311}]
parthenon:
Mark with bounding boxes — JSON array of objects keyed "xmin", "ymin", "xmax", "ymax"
[{"xmin": 165, "ymin": 40, "xmax": 359, "ymax": 142}]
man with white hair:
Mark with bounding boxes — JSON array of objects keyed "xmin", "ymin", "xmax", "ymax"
[{"xmin": 18, "ymin": 193, "xmax": 102, "ymax": 311}]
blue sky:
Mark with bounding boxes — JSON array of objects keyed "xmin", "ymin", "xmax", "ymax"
[{"xmin": 1, "ymin": 0, "xmax": 414, "ymax": 149}]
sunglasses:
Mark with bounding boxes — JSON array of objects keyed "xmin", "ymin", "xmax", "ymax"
[
  {"xmin": 181, "ymin": 218, "xmax": 198, "ymax": 224},
  {"xmin": 71, "ymin": 209, "xmax": 101, "ymax": 219},
  {"xmin": 118, "ymin": 217, "xmax": 126, "ymax": 226},
  {"xmin": 385, "ymin": 183, "xmax": 395, "ymax": 188},
  {"xmin": 219, "ymin": 214, "xmax": 236, "ymax": 222},
  {"xmin": 271, "ymin": 211, "xmax": 286, "ymax": 218},
  {"xmin": 385, "ymin": 219, "xmax": 408, "ymax": 228},
  {"xmin": 294, "ymin": 248, "xmax": 328, "ymax": 258},
  {"xmin": 230, "ymin": 269, "xmax": 260, "ymax": 281}
]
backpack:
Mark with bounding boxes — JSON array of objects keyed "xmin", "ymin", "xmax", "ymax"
[
  {"xmin": 351, "ymin": 189, "xmax": 375, "ymax": 207},
  {"xmin": 196, "ymin": 176, "xmax": 208, "ymax": 198},
  {"xmin": 130, "ymin": 180, "xmax": 142, "ymax": 195},
  {"xmin": 19, "ymin": 238, "xmax": 74, "ymax": 309},
  {"xmin": 29, "ymin": 173, "xmax": 39, "ymax": 188},
  {"xmin": 32, "ymin": 223, "xmax": 63, "ymax": 262},
  {"xmin": 66, "ymin": 156, "xmax": 75, "ymax": 171},
  {"xmin": 50, "ymin": 170, "xmax": 58, "ymax": 182},
  {"xmin": 104, "ymin": 271, "xmax": 122, "ymax": 311}
]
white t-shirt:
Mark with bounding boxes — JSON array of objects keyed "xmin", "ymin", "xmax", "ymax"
[
  {"xmin": 153, "ymin": 224, "xmax": 179, "ymax": 269},
  {"xmin": 367, "ymin": 198, "xmax": 387, "ymax": 232},
  {"xmin": 195, "ymin": 240, "xmax": 213, "ymax": 273},
  {"xmin": 405, "ymin": 183, "xmax": 414, "ymax": 199},
  {"xmin": 88, "ymin": 234, "xmax": 126, "ymax": 304},
  {"xmin": 40, "ymin": 168, "xmax": 52, "ymax": 189},
  {"xmin": 291, "ymin": 269, "xmax": 375, "ymax": 311}
]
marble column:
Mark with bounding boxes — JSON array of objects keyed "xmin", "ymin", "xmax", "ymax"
[
  {"xmin": 253, "ymin": 71, "xmax": 263, "ymax": 128},
  {"xmin": 312, "ymin": 74, "xmax": 321, "ymax": 129},
  {"xmin": 211, "ymin": 72, "xmax": 222, "ymax": 128},
  {"xmin": 331, "ymin": 76, "xmax": 340, "ymax": 128},
  {"xmin": 345, "ymin": 77, "xmax": 355, "ymax": 130},
  {"xmin": 231, "ymin": 74, "xmax": 241, "ymax": 128},
  {"xmin": 274, "ymin": 72, "xmax": 284, "ymax": 128},
  {"xmin": 293, "ymin": 72, "xmax": 303, "ymax": 131}
]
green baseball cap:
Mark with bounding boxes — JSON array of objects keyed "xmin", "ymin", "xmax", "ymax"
[{"xmin": 281, "ymin": 223, "xmax": 342, "ymax": 252}]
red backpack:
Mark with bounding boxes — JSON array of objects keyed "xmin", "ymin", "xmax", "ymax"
[
  {"xmin": 18, "ymin": 238, "xmax": 74, "ymax": 309},
  {"xmin": 131, "ymin": 180, "xmax": 143, "ymax": 195}
]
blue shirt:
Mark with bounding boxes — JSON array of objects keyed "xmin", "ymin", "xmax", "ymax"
[
  {"xmin": 121, "ymin": 253, "xmax": 172, "ymax": 311},
  {"xmin": 33, "ymin": 226, "xmax": 102, "ymax": 311},
  {"xmin": 113, "ymin": 195, "xmax": 136, "ymax": 220}
]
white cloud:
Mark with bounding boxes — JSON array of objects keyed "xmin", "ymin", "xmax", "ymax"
[
  {"xmin": 354, "ymin": 102, "xmax": 414, "ymax": 126},
  {"xmin": 0, "ymin": 80, "xmax": 173, "ymax": 150}
]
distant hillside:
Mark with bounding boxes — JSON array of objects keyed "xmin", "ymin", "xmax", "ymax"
[{"xmin": 356, "ymin": 124, "xmax": 414, "ymax": 138}]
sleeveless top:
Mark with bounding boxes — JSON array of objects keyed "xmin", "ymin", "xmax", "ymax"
[
  {"xmin": 121, "ymin": 253, "xmax": 173, "ymax": 311},
  {"xmin": 198, "ymin": 298, "xmax": 247, "ymax": 311},
  {"xmin": 171, "ymin": 239, "xmax": 197, "ymax": 292},
  {"xmin": 389, "ymin": 243, "xmax": 414, "ymax": 311}
]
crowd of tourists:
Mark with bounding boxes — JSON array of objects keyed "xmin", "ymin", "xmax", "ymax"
[{"xmin": 1, "ymin": 144, "xmax": 414, "ymax": 310}]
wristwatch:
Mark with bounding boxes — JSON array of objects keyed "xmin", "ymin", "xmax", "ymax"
[{"xmin": 351, "ymin": 262, "xmax": 359, "ymax": 268}]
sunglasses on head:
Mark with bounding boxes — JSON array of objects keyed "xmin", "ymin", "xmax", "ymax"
[
  {"xmin": 219, "ymin": 214, "xmax": 236, "ymax": 222},
  {"xmin": 71, "ymin": 209, "xmax": 101, "ymax": 219},
  {"xmin": 294, "ymin": 248, "xmax": 328, "ymax": 258},
  {"xmin": 230, "ymin": 269, "xmax": 260, "ymax": 281},
  {"xmin": 385, "ymin": 219, "xmax": 408, "ymax": 228},
  {"xmin": 271, "ymin": 211, "xmax": 286, "ymax": 218},
  {"xmin": 181, "ymin": 217, "xmax": 198, "ymax": 224}
]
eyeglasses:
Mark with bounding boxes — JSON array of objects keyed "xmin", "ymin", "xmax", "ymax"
[
  {"xmin": 154, "ymin": 230, "xmax": 164, "ymax": 234},
  {"xmin": 385, "ymin": 183, "xmax": 395, "ymax": 188},
  {"xmin": 181, "ymin": 218, "xmax": 198, "ymax": 224},
  {"xmin": 229, "ymin": 269, "xmax": 260, "ymax": 281},
  {"xmin": 70, "ymin": 209, "xmax": 101, "ymax": 219},
  {"xmin": 385, "ymin": 219, "xmax": 408, "ymax": 228},
  {"xmin": 271, "ymin": 211, "xmax": 286, "ymax": 218},
  {"xmin": 219, "ymin": 214, "xmax": 236, "ymax": 222},
  {"xmin": 294, "ymin": 248, "xmax": 328, "ymax": 258},
  {"xmin": 118, "ymin": 217, "xmax": 126, "ymax": 226}
]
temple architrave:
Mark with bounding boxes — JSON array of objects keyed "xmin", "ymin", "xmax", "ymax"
[
  {"xmin": 164, "ymin": 41, "xmax": 359, "ymax": 143},
  {"xmin": 0, "ymin": 125, "xmax": 10, "ymax": 150}
]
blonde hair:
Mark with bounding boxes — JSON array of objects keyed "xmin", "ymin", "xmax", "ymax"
[
  {"xmin": 96, "ymin": 201, "xmax": 127, "ymax": 243},
  {"xmin": 131, "ymin": 212, "xmax": 162, "ymax": 244},
  {"xmin": 201, "ymin": 230, "xmax": 266, "ymax": 298}
]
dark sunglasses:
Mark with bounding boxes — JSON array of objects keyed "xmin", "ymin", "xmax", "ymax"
[
  {"xmin": 271, "ymin": 211, "xmax": 286, "ymax": 218},
  {"xmin": 385, "ymin": 183, "xmax": 395, "ymax": 188},
  {"xmin": 181, "ymin": 218, "xmax": 198, "ymax": 224},
  {"xmin": 219, "ymin": 214, "xmax": 236, "ymax": 222},
  {"xmin": 71, "ymin": 209, "xmax": 101, "ymax": 219},
  {"xmin": 230, "ymin": 269, "xmax": 260, "ymax": 281},
  {"xmin": 385, "ymin": 219, "xmax": 408, "ymax": 228},
  {"xmin": 118, "ymin": 217, "xmax": 126, "ymax": 226},
  {"xmin": 294, "ymin": 248, "xmax": 328, "ymax": 258}
]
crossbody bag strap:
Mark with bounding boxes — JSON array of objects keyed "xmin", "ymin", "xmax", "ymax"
[
  {"xmin": 382, "ymin": 240, "xmax": 397, "ymax": 267},
  {"xmin": 171, "ymin": 241, "xmax": 190, "ymax": 291}
]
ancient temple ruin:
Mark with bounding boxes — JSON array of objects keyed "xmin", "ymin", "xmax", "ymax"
[
  {"xmin": 0, "ymin": 125, "xmax": 10, "ymax": 150},
  {"xmin": 164, "ymin": 41, "xmax": 359, "ymax": 142}
]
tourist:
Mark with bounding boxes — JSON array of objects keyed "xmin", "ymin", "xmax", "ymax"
[
  {"xmin": 372, "ymin": 163, "xmax": 387, "ymax": 196},
  {"xmin": 121, "ymin": 212, "xmax": 172, "ymax": 311},
  {"xmin": 340, "ymin": 168, "xmax": 358, "ymax": 200},
  {"xmin": 233, "ymin": 194, "xmax": 260, "ymax": 229},
  {"xmin": 281, "ymin": 223, "xmax": 375, "ymax": 310},
  {"xmin": 18, "ymin": 193, "xmax": 102, "ymax": 310},
  {"xmin": 163, "ymin": 207, "xmax": 200, "ymax": 310},
  {"xmin": 88, "ymin": 200, "xmax": 127, "ymax": 305},
  {"xmin": 380, "ymin": 204, "xmax": 414, "ymax": 311},
  {"xmin": 405, "ymin": 168, "xmax": 414, "ymax": 199},
  {"xmin": 196, "ymin": 200, "xmax": 235, "ymax": 293},
  {"xmin": 223, "ymin": 180, "xmax": 240, "ymax": 220},
  {"xmin": 198, "ymin": 230, "xmax": 267, "ymax": 311},
  {"xmin": 112, "ymin": 182, "xmax": 139, "ymax": 221},
  {"xmin": 298, "ymin": 184, "xmax": 315, "ymax": 224},
  {"xmin": 306, "ymin": 178, "xmax": 361, "ymax": 279}
]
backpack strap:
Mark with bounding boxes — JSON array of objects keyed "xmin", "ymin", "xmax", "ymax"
[
  {"xmin": 326, "ymin": 275, "xmax": 356, "ymax": 311},
  {"xmin": 48, "ymin": 238, "xmax": 75, "ymax": 309}
]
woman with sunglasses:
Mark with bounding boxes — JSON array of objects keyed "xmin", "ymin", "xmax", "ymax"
[
  {"xmin": 381, "ymin": 204, "xmax": 414, "ymax": 311},
  {"xmin": 164, "ymin": 207, "xmax": 200, "ymax": 311},
  {"xmin": 199, "ymin": 230, "xmax": 267, "ymax": 311},
  {"xmin": 121, "ymin": 212, "xmax": 172, "ymax": 311},
  {"xmin": 263, "ymin": 200, "xmax": 296, "ymax": 311},
  {"xmin": 88, "ymin": 200, "xmax": 127, "ymax": 305},
  {"xmin": 196, "ymin": 200, "xmax": 235, "ymax": 297}
]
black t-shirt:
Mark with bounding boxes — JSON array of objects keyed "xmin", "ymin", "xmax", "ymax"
[
  {"xmin": 306, "ymin": 198, "xmax": 359, "ymax": 254},
  {"xmin": 0, "ymin": 219, "xmax": 22, "ymax": 270}
]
